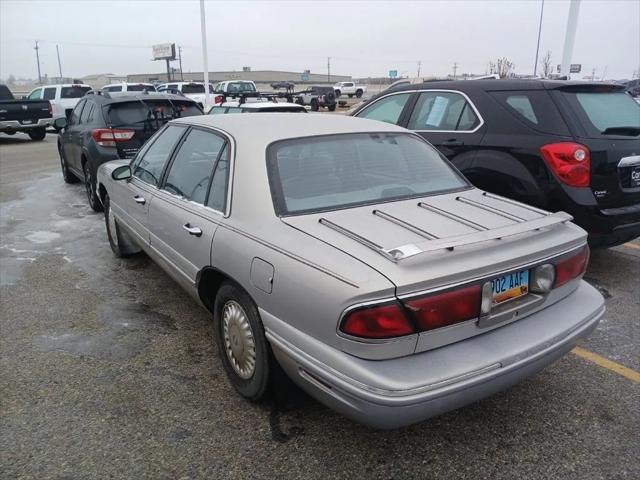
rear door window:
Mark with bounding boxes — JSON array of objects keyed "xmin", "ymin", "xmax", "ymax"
[
  {"xmin": 27, "ymin": 88, "xmax": 42, "ymax": 100},
  {"xmin": 407, "ymin": 91, "xmax": 480, "ymax": 131},
  {"xmin": 61, "ymin": 86, "xmax": 91, "ymax": 98},
  {"xmin": 43, "ymin": 87, "xmax": 57, "ymax": 100},
  {"xmin": 490, "ymin": 90, "xmax": 570, "ymax": 136},
  {"xmin": 132, "ymin": 125, "xmax": 185, "ymax": 186},
  {"xmin": 357, "ymin": 93, "xmax": 411, "ymax": 125},
  {"xmin": 79, "ymin": 102, "xmax": 95, "ymax": 124},
  {"xmin": 162, "ymin": 129, "xmax": 226, "ymax": 204},
  {"xmin": 69, "ymin": 100, "xmax": 85, "ymax": 126}
]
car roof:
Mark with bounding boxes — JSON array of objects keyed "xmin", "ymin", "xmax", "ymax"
[
  {"xmin": 236, "ymin": 102, "xmax": 305, "ymax": 109},
  {"xmin": 104, "ymin": 82, "xmax": 154, "ymax": 86},
  {"xmin": 172, "ymin": 112, "xmax": 407, "ymax": 142},
  {"xmin": 384, "ymin": 79, "xmax": 624, "ymax": 93},
  {"xmin": 38, "ymin": 84, "xmax": 91, "ymax": 88}
]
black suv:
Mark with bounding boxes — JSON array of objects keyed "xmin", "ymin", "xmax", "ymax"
[
  {"xmin": 351, "ymin": 80, "xmax": 640, "ymax": 247},
  {"xmin": 56, "ymin": 92, "xmax": 202, "ymax": 211}
]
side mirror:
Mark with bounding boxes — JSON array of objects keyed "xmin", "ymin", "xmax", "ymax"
[
  {"xmin": 65, "ymin": 110, "xmax": 72, "ymax": 120},
  {"xmin": 53, "ymin": 117, "xmax": 67, "ymax": 129},
  {"xmin": 112, "ymin": 165, "xmax": 132, "ymax": 181}
]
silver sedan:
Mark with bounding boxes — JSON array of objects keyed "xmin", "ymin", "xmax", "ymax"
[{"xmin": 96, "ymin": 114, "xmax": 604, "ymax": 429}]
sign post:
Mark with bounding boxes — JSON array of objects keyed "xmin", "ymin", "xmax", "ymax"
[{"xmin": 152, "ymin": 43, "xmax": 176, "ymax": 82}]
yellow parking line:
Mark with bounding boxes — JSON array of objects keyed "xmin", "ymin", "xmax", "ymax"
[
  {"xmin": 572, "ymin": 347, "xmax": 640, "ymax": 383},
  {"xmin": 623, "ymin": 242, "xmax": 640, "ymax": 250}
]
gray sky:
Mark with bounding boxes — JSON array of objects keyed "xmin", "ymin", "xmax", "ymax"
[{"xmin": 1, "ymin": 0, "xmax": 638, "ymax": 80}]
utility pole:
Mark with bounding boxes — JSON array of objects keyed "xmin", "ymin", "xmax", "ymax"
[
  {"xmin": 56, "ymin": 44, "xmax": 63, "ymax": 78},
  {"xmin": 178, "ymin": 45, "xmax": 184, "ymax": 81},
  {"xmin": 34, "ymin": 40, "xmax": 42, "ymax": 84},
  {"xmin": 417, "ymin": 60, "xmax": 421, "ymax": 78},
  {"xmin": 591, "ymin": 67, "xmax": 596, "ymax": 81},
  {"xmin": 560, "ymin": 0, "xmax": 581, "ymax": 78},
  {"xmin": 327, "ymin": 57, "xmax": 331, "ymax": 82},
  {"xmin": 533, "ymin": 0, "xmax": 545, "ymax": 76},
  {"xmin": 452, "ymin": 62, "xmax": 458, "ymax": 80},
  {"xmin": 200, "ymin": 0, "xmax": 210, "ymax": 108}
]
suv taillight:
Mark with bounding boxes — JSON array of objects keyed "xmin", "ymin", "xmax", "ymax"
[
  {"xmin": 91, "ymin": 128, "xmax": 135, "ymax": 147},
  {"xmin": 554, "ymin": 245, "xmax": 590, "ymax": 288},
  {"xmin": 540, "ymin": 142, "xmax": 590, "ymax": 187},
  {"xmin": 214, "ymin": 95, "xmax": 223, "ymax": 104}
]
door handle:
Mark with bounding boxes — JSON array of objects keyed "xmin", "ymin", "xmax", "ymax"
[
  {"xmin": 133, "ymin": 195, "xmax": 146, "ymax": 204},
  {"xmin": 443, "ymin": 139, "xmax": 464, "ymax": 146},
  {"xmin": 183, "ymin": 223, "xmax": 203, "ymax": 237}
]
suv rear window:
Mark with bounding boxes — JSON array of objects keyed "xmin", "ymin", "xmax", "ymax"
[
  {"xmin": 127, "ymin": 84, "xmax": 154, "ymax": 92},
  {"xmin": 574, "ymin": 92, "xmax": 640, "ymax": 132},
  {"xmin": 61, "ymin": 86, "xmax": 91, "ymax": 99},
  {"xmin": 267, "ymin": 133, "xmax": 468, "ymax": 215},
  {"xmin": 182, "ymin": 84, "xmax": 205, "ymax": 94},
  {"xmin": 226, "ymin": 82, "xmax": 256, "ymax": 93},
  {"xmin": 490, "ymin": 90, "xmax": 570, "ymax": 135},
  {"xmin": 107, "ymin": 100, "xmax": 202, "ymax": 127}
]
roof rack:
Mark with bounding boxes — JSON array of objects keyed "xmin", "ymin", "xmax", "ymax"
[{"xmin": 218, "ymin": 91, "xmax": 290, "ymax": 105}]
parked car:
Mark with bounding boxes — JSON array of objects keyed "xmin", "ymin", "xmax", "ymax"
[
  {"xmin": 102, "ymin": 83, "xmax": 156, "ymax": 93},
  {"xmin": 157, "ymin": 82, "xmax": 215, "ymax": 109},
  {"xmin": 0, "ymin": 84, "xmax": 52, "ymax": 140},
  {"xmin": 295, "ymin": 86, "xmax": 337, "ymax": 111},
  {"xmin": 213, "ymin": 80, "xmax": 258, "ymax": 95},
  {"xmin": 25, "ymin": 83, "xmax": 91, "ymax": 126},
  {"xmin": 96, "ymin": 113, "xmax": 603, "ymax": 429},
  {"xmin": 209, "ymin": 101, "xmax": 306, "ymax": 114},
  {"xmin": 351, "ymin": 80, "xmax": 640, "ymax": 248},
  {"xmin": 333, "ymin": 81, "xmax": 366, "ymax": 98},
  {"xmin": 270, "ymin": 81, "xmax": 295, "ymax": 91},
  {"xmin": 56, "ymin": 92, "xmax": 202, "ymax": 211}
]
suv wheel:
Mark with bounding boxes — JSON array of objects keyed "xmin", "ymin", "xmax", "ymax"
[
  {"xmin": 214, "ymin": 282, "xmax": 271, "ymax": 401},
  {"xmin": 355, "ymin": 89, "xmax": 363, "ymax": 98},
  {"xmin": 83, "ymin": 161, "xmax": 103, "ymax": 212},
  {"xmin": 310, "ymin": 99, "xmax": 319, "ymax": 111},
  {"xmin": 28, "ymin": 128, "xmax": 46, "ymax": 141},
  {"xmin": 348, "ymin": 94, "xmax": 353, "ymax": 98},
  {"xmin": 328, "ymin": 104, "xmax": 337, "ymax": 112},
  {"xmin": 59, "ymin": 144, "xmax": 79, "ymax": 184}
]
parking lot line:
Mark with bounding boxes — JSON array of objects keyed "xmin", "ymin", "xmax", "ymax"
[
  {"xmin": 623, "ymin": 242, "xmax": 640, "ymax": 250},
  {"xmin": 572, "ymin": 347, "xmax": 640, "ymax": 383}
]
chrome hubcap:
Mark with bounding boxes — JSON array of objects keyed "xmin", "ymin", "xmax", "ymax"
[
  {"xmin": 107, "ymin": 205, "xmax": 118, "ymax": 247},
  {"xmin": 222, "ymin": 300, "xmax": 256, "ymax": 379}
]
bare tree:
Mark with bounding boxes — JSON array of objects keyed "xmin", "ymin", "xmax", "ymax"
[
  {"xmin": 539, "ymin": 50, "xmax": 553, "ymax": 78},
  {"xmin": 496, "ymin": 57, "xmax": 515, "ymax": 78}
]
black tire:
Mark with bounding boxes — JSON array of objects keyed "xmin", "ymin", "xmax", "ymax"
[
  {"xmin": 59, "ymin": 143, "xmax": 79, "ymax": 184},
  {"xmin": 28, "ymin": 128, "xmax": 46, "ymax": 141},
  {"xmin": 588, "ymin": 232, "xmax": 639, "ymax": 249},
  {"xmin": 328, "ymin": 104, "xmax": 337, "ymax": 112},
  {"xmin": 334, "ymin": 90, "xmax": 341, "ymax": 98},
  {"xmin": 214, "ymin": 282, "xmax": 271, "ymax": 401},
  {"xmin": 104, "ymin": 194, "xmax": 141, "ymax": 257},
  {"xmin": 295, "ymin": 96, "xmax": 304, "ymax": 105},
  {"xmin": 83, "ymin": 161, "xmax": 103, "ymax": 212},
  {"xmin": 355, "ymin": 89, "xmax": 363, "ymax": 98},
  {"xmin": 310, "ymin": 99, "xmax": 319, "ymax": 112},
  {"xmin": 348, "ymin": 94, "xmax": 353, "ymax": 98}
]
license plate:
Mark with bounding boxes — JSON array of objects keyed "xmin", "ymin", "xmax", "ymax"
[
  {"xmin": 491, "ymin": 270, "xmax": 529, "ymax": 305},
  {"xmin": 630, "ymin": 166, "xmax": 640, "ymax": 187}
]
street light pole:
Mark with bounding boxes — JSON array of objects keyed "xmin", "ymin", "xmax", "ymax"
[
  {"xmin": 200, "ymin": 0, "xmax": 210, "ymax": 108},
  {"xmin": 533, "ymin": 0, "xmax": 545, "ymax": 76},
  {"xmin": 560, "ymin": 0, "xmax": 581, "ymax": 78}
]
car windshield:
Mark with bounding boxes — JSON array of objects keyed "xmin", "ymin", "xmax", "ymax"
[
  {"xmin": 61, "ymin": 86, "xmax": 91, "ymax": 98},
  {"xmin": 107, "ymin": 100, "xmax": 202, "ymax": 127},
  {"xmin": 268, "ymin": 133, "xmax": 468, "ymax": 215},
  {"xmin": 227, "ymin": 82, "xmax": 256, "ymax": 93},
  {"xmin": 573, "ymin": 91, "xmax": 640, "ymax": 131}
]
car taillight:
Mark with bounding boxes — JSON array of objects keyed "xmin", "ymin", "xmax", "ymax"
[
  {"xmin": 91, "ymin": 128, "xmax": 135, "ymax": 147},
  {"xmin": 554, "ymin": 246, "xmax": 589, "ymax": 288},
  {"xmin": 214, "ymin": 95, "xmax": 223, "ymax": 104},
  {"xmin": 48, "ymin": 102, "xmax": 52, "ymax": 115},
  {"xmin": 340, "ymin": 302, "xmax": 415, "ymax": 339},
  {"xmin": 540, "ymin": 142, "xmax": 590, "ymax": 187},
  {"xmin": 403, "ymin": 285, "xmax": 482, "ymax": 331}
]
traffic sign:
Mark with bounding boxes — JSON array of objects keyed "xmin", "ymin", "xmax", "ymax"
[
  {"xmin": 570, "ymin": 64, "xmax": 582, "ymax": 73},
  {"xmin": 389, "ymin": 70, "xmax": 398, "ymax": 78},
  {"xmin": 301, "ymin": 73, "xmax": 309, "ymax": 81}
]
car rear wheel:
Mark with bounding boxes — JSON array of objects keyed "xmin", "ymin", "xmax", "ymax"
[
  {"xmin": 104, "ymin": 194, "xmax": 141, "ymax": 257},
  {"xmin": 328, "ymin": 104, "xmax": 337, "ymax": 112},
  {"xmin": 214, "ymin": 282, "xmax": 271, "ymax": 401},
  {"xmin": 348, "ymin": 94, "xmax": 353, "ymax": 98},
  {"xmin": 28, "ymin": 128, "xmax": 46, "ymax": 141},
  {"xmin": 310, "ymin": 99, "xmax": 319, "ymax": 112},
  {"xmin": 335, "ymin": 90, "xmax": 341, "ymax": 98},
  {"xmin": 83, "ymin": 161, "xmax": 103, "ymax": 212},
  {"xmin": 355, "ymin": 89, "xmax": 363, "ymax": 98},
  {"xmin": 59, "ymin": 144, "xmax": 79, "ymax": 184}
]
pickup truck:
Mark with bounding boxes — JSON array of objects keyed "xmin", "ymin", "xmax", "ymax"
[
  {"xmin": 25, "ymin": 83, "xmax": 91, "ymax": 127},
  {"xmin": 157, "ymin": 81, "xmax": 216, "ymax": 109},
  {"xmin": 333, "ymin": 81, "xmax": 366, "ymax": 98},
  {"xmin": 0, "ymin": 84, "xmax": 52, "ymax": 140}
]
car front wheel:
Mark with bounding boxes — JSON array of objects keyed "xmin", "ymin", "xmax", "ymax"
[
  {"xmin": 214, "ymin": 282, "xmax": 271, "ymax": 401},
  {"xmin": 104, "ymin": 194, "xmax": 141, "ymax": 257},
  {"xmin": 83, "ymin": 162, "xmax": 103, "ymax": 212}
]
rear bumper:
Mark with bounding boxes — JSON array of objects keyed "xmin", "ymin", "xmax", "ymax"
[
  {"xmin": 0, "ymin": 118, "xmax": 52, "ymax": 131},
  {"xmin": 266, "ymin": 281, "xmax": 604, "ymax": 429}
]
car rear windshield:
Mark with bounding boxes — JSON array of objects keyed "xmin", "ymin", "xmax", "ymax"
[
  {"xmin": 127, "ymin": 84, "xmax": 154, "ymax": 92},
  {"xmin": 107, "ymin": 100, "xmax": 202, "ymax": 128},
  {"xmin": 61, "ymin": 86, "xmax": 91, "ymax": 99},
  {"xmin": 181, "ymin": 84, "xmax": 213, "ymax": 94},
  {"xmin": 570, "ymin": 91, "xmax": 640, "ymax": 133},
  {"xmin": 226, "ymin": 82, "xmax": 256, "ymax": 93},
  {"xmin": 267, "ymin": 133, "xmax": 468, "ymax": 215}
]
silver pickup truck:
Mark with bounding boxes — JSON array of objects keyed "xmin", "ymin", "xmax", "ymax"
[{"xmin": 0, "ymin": 84, "xmax": 52, "ymax": 140}]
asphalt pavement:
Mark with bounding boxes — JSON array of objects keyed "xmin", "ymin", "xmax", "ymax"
[{"xmin": 1, "ymin": 133, "xmax": 638, "ymax": 480}]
